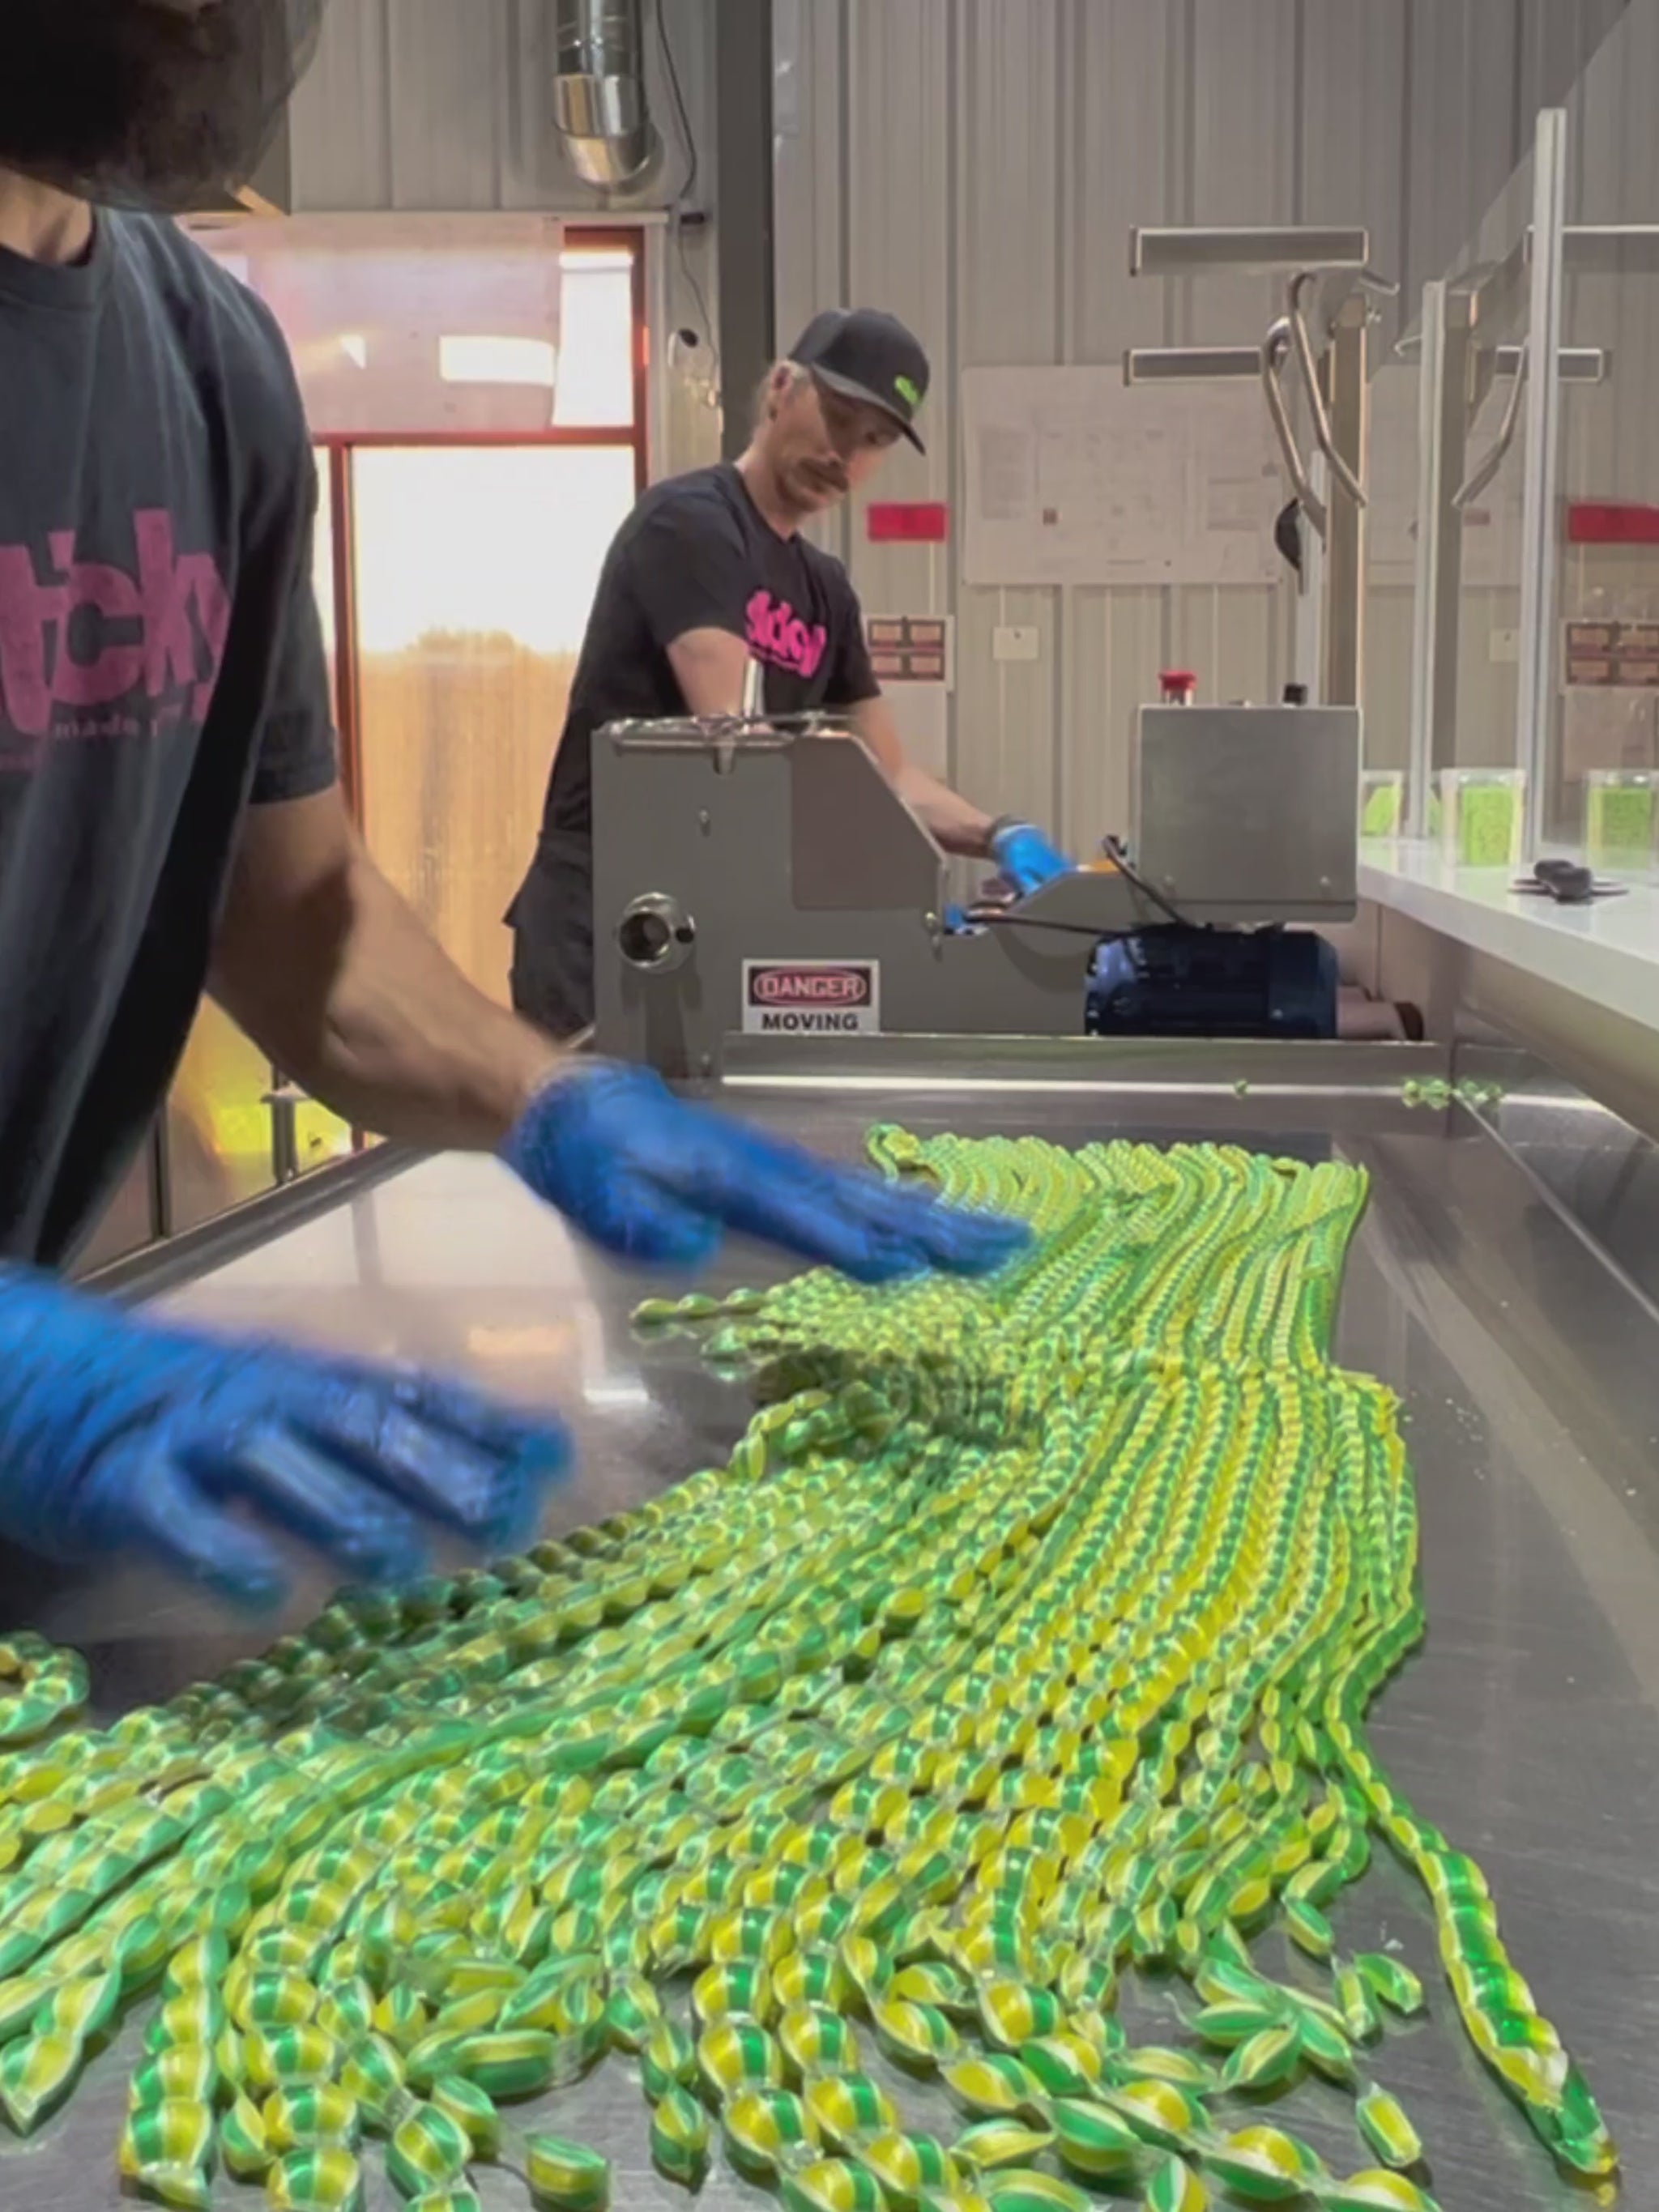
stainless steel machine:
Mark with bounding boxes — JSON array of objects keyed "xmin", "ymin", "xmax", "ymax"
[{"xmin": 593, "ymin": 700, "xmax": 1361, "ymax": 1076}]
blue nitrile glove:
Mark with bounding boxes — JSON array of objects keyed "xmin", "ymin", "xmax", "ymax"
[
  {"xmin": 502, "ymin": 1063, "xmax": 1030, "ymax": 1282},
  {"xmin": 0, "ymin": 1266, "xmax": 565, "ymax": 1609},
  {"xmin": 988, "ymin": 818, "xmax": 1073, "ymax": 896}
]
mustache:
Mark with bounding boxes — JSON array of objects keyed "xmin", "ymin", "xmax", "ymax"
[{"xmin": 0, "ymin": 1, "xmax": 322, "ymax": 208}]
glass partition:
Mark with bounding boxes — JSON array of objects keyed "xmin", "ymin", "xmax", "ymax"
[
  {"xmin": 1542, "ymin": 0, "xmax": 1659, "ymax": 878},
  {"xmin": 1361, "ymin": 328, "xmax": 1419, "ymax": 820},
  {"xmin": 1393, "ymin": 148, "xmax": 1542, "ymax": 859}
]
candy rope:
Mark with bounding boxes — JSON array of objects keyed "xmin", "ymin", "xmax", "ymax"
[{"xmin": 0, "ymin": 1132, "xmax": 1615, "ymax": 2211}]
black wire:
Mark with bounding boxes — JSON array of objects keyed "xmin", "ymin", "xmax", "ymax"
[
  {"xmin": 655, "ymin": 0, "xmax": 719, "ymax": 381},
  {"xmin": 655, "ymin": 0, "xmax": 697, "ymax": 202},
  {"xmin": 1098, "ymin": 837, "xmax": 1205, "ymax": 931}
]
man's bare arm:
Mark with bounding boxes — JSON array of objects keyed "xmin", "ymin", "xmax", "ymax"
[
  {"xmin": 850, "ymin": 696, "xmax": 995, "ymax": 858},
  {"xmin": 210, "ymin": 786, "xmax": 563, "ymax": 1151}
]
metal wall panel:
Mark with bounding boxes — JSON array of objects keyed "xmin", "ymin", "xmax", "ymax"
[{"xmin": 773, "ymin": 0, "xmax": 1634, "ymax": 851}]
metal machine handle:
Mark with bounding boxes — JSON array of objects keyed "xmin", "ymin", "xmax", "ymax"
[
  {"xmin": 1260, "ymin": 320, "xmax": 1328, "ymax": 541},
  {"xmin": 1287, "ymin": 271, "xmax": 1368, "ymax": 509},
  {"xmin": 1453, "ymin": 338, "xmax": 1528, "ymax": 510}
]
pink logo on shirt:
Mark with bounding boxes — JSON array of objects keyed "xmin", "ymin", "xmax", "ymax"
[
  {"xmin": 0, "ymin": 509, "xmax": 230, "ymax": 751},
  {"xmin": 746, "ymin": 589, "xmax": 828, "ymax": 680}
]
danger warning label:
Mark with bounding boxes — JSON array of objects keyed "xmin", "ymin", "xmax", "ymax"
[{"xmin": 741, "ymin": 961, "xmax": 881, "ymax": 1036}]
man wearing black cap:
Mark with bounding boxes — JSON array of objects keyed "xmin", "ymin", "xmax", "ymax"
[
  {"xmin": 0, "ymin": 12, "xmax": 1027, "ymax": 1612},
  {"xmin": 509, "ymin": 308, "xmax": 1073, "ymax": 1039}
]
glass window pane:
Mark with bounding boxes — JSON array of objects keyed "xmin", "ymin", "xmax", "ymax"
[
  {"xmin": 555, "ymin": 249, "xmax": 636, "ymax": 427},
  {"xmin": 352, "ymin": 444, "xmax": 641, "ymax": 1000},
  {"xmin": 167, "ymin": 1001, "xmax": 279, "ymax": 1234}
]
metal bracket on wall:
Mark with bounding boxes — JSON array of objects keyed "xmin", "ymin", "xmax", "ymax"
[{"xmin": 1126, "ymin": 227, "xmax": 1395, "ymax": 709}]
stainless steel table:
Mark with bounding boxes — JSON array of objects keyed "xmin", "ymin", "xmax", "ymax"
[{"xmin": 4, "ymin": 1042, "xmax": 1657, "ymax": 2211}]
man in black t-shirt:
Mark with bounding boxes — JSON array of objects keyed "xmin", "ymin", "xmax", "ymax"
[
  {"xmin": 0, "ymin": 4, "xmax": 1026, "ymax": 1612},
  {"xmin": 510, "ymin": 308, "xmax": 1073, "ymax": 1037}
]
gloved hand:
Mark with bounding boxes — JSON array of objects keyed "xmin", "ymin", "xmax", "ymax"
[
  {"xmin": 989, "ymin": 819, "xmax": 1073, "ymax": 896},
  {"xmin": 503, "ymin": 1063, "xmax": 1030, "ymax": 1282},
  {"xmin": 0, "ymin": 1267, "xmax": 565, "ymax": 1609}
]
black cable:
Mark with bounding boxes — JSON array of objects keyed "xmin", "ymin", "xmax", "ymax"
[
  {"xmin": 1098, "ymin": 836, "xmax": 1205, "ymax": 931},
  {"xmin": 655, "ymin": 0, "xmax": 719, "ymax": 383},
  {"xmin": 655, "ymin": 0, "xmax": 697, "ymax": 202}
]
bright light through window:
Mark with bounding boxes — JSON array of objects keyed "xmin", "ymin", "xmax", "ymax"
[
  {"xmin": 555, "ymin": 249, "xmax": 634, "ymax": 427},
  {"xmin": 440, "ymin": 335, "xmax": 559, "ymax": 389}
]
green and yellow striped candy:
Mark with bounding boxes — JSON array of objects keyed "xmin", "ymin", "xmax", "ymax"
[
  {"xmin": 1050, "ymin": 2098, "xmax": 1144, "ymax": 2181},
  {"xmin": 860, "ymin": 2129, "xmax": 962, "ymax": 2209},
  {"xmin": 975, "ymin": 1980, "xmax": 1061, "ymax": 2050},
  {"xmin": 1201, "ymin": 2125, "xmax": 1326, "ymax": 2205},
  {"xmin": 263, "ymin": 2083, "xmax": 363, "ymax": 2154},
  {"xmin": 1283, "ymin": 1898, "xmax": 1335, "ymax": 1960},
  {"xmin": 977, "ymin": 2172, "xmax": 1092, "ymax": 2212},
  {"xmin": 245, "ymin": 2024, "xmax": 339, "ymax": 2093},
  {"xmin": 1013, "ymin": 2035, "xmax": 1098, "ymax": 2099},
  {"xmin": 340, "ymin": 2032, "xmax": 407, "ymax": 2128},
  {"xmin": 1099, "ymin": 2078, "xmax": 1204, "ymax": 2155},
  {"xmin": 403, "ymin": 2195, "xmax": 483, "ymax": 2212},
  {"xmin": 780, "ymin": 2157, "xmax": 886, "ymax": 2212},
  {"xmin": 1141, "ymin": 2152, "xmax": 1207, "ymax": 2212},
  {"xmin": 640, "ymin": 2018, "xmax": 695, "ymax": 2100},
  {"xmin": 650, "ymin": 2084, "xmax": 710, "ymax": 2188},
  {"xmin": 117, "ymin": 2098, "xmax": 215, "ymax": 2210},
  {"xmin": 128, "ymin": 2045, "xmax": 218, "ymax": 2112},
  {"xmin": 1354, "ymin": 1955, "xmax": 1425, "ymax": 2017},
  {"xmin": 0, "ymin": 2027, "xmax": 81, "ymax": 2133},
  {"xmin": 386, "ymin": 2104, "xmax": 472, "ymax": 2196},
  {"xmin": 953, "ymin": 2120, "xmax": 1054, "ymax": 2172},
  {"xmin": 1321, "ymin": 2174, "xmax": 1442, "ymax": 2212},
  {"xmin": 780, "ymin": 2002, "xmax": 861, "ymax": 2080},
  {"xmin": 266, "ymin": 2146, "xmax": 365, "ymax": 2212},
  {"xmin": 805, "ymin": 2071, "xmax": 898, "ymax": 2150},
  {"xmin": 944, "ymin": 2054, "xmax": 1046, "ymax": 2122},
  {"xmin": 523, "ymin": 2131, "xmax": 612, "ymax": 2210},
  {"xmin": 722, "ymin": 2086, "xmax": 820, "ymax": 2180},
  {"xmin": 222, "ymin": 2091, "xmax": 273, "ymax": 2182},
  {"xmin": 1355, "ymin": 2084, "xmax": 1425, "ymax": 2172},
  {"xmin": 872, "ymin": 1995, "xmax": 959, "ymax": 2069},
  {"xmin": 1220, "ymin": 2022, "xmax": 1302, "ymax": 2095},
  {"xmin": 1334, "ymin": 1964, "xmax": 1381, "ymax": 2044},
  {"xmin": 429, "ymin": 2075, "xmax": 501, "ymax": 2159},
  {"xmin": 448, "ymin": 2029, "xmax": 559, "ymax": 2100},
  {"xmin": 1120, "ymin": 2045, "xmax": 1213, "ymax": 2091},
  {"xmin": 697, "ymin": 2018, "xmax": 785, "ymax": 2097}
]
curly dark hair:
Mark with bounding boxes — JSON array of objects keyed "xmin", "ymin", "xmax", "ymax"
[{"xmin": 0, "ymin": 0, "xmax": 324, "ymax": 211}]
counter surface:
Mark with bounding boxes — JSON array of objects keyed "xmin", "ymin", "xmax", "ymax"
[{"xmin": 3, "ymin": 1058, "xmax": 1657, "ymax": 2211}]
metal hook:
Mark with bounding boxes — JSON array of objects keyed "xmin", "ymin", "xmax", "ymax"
[
  {"xmin": 1287, "ymin": 271, "xmax": 1368, "ymax": 509},
  {"xmin": 1260, "ymin": 319, "xmax": 1328, "ymax": 542},
  {"xmin": 1453, "ymin": 338, "xmax": 1528, "ymax": 511}
]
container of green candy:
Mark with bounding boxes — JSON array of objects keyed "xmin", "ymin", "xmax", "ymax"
[
  {"xmin": 1584, "ymin": 768, "xmax": 1658, "ymax": 875},
  {"xmin": 1359, "ymin": 769, "xmax": 1405, "ymax": 840},
  {"xmin": 1437, "ymin": 768, "xmax": 1525, "ymax": 870}
]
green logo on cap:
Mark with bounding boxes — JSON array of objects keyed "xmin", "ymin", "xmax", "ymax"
[{"xmin": 894, "ymin": 375, "xmax": 922, "ymax": 410}]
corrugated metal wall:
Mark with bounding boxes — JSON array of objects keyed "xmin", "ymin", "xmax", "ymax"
[{"xmin": 773, "ymin": 0, "xmax": 1630, "ymax": 847}]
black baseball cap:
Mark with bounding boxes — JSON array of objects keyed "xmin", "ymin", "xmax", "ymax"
[{"xmin": 788, "ymin": 309, "xmax": 930, "ymax": 452}]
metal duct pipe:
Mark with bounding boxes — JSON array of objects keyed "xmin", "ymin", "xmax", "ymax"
[{"xmin": 553, "ymin": 0, "xmax": 659, "ymax": 191}]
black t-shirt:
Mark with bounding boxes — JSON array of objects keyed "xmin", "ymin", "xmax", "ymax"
[
  {"xmin": 510, "ymin": 463, "xmax": 879, "ymax": 1035},
  {"xmin": 540, "ymin": 461, "xmax": 878, "ymax": 842},
  {"xmin": 0, "ymin": 214, "xmax": 336, "ymax": 1267}
]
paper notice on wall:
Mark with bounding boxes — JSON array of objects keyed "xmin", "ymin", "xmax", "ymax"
[{"xmin": 962, "ymin": 366, "xmax": 1284, "ymax": 588}]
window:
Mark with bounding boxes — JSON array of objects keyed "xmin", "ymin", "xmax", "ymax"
[
  {"xmin": 352, "ymin": 441, "xmax": 641, "ymax": 996},
  {"xmin": 113, "ymin": 226, "xmax": 650, "ymax": 1265}
]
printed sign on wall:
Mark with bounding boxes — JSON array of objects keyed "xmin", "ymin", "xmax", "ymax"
[{"xmin": 865, "ymin": 615, "xmax": 955, "ymax": 688}]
